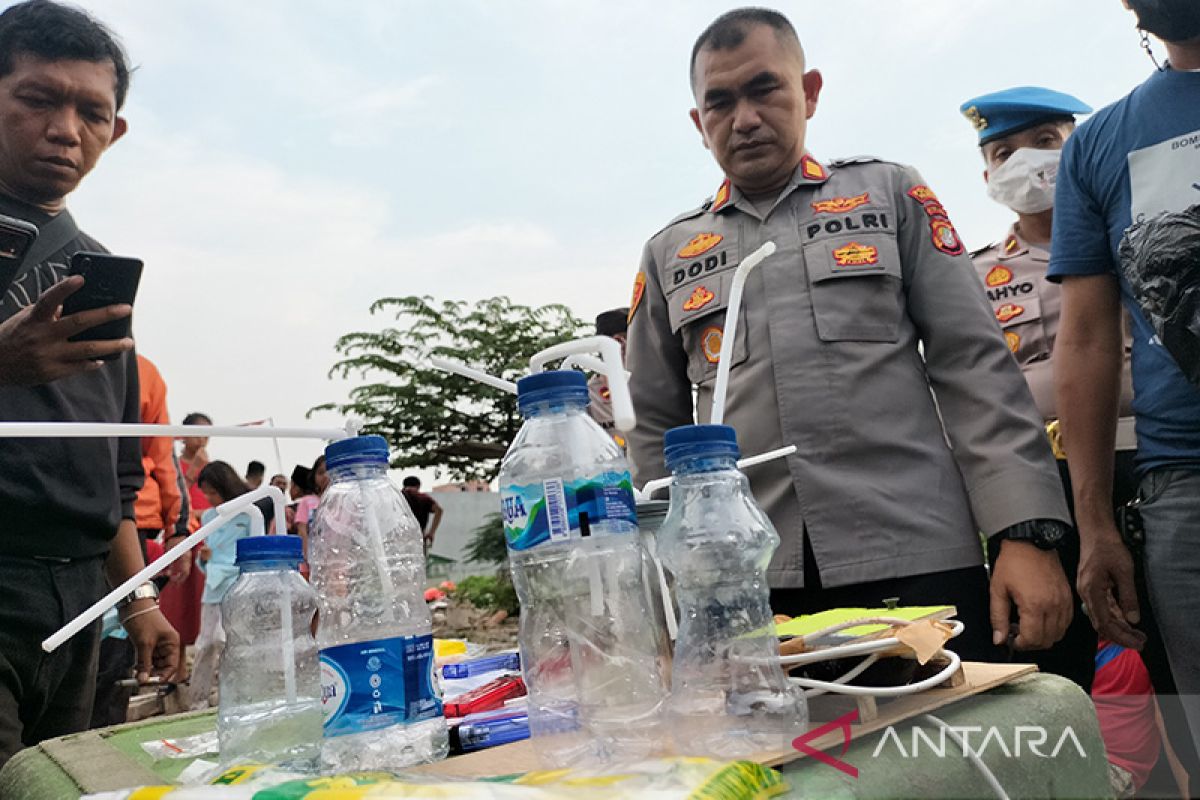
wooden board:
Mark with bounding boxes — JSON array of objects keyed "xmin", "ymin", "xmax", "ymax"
[{"xmin": 409, "ymin": 661, "xmax": 1037, "ymax": 779}]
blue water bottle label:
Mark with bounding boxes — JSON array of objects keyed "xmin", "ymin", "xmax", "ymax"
[
  {"xmin": 319, "ymin": 634, "xmax": 442, "ymax": 738},
  {"xmin": 501, "ymin": 470, "xmax": 637, "ymax": 551}
]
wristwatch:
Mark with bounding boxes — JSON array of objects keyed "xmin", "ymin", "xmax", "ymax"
[
  {"xmin": 117, "ymin": 582, "xmax": 160, "ymax": 609},
  {"xmin": 994, "ymin": 519, "xmax": 1070, "ymax": 551}
]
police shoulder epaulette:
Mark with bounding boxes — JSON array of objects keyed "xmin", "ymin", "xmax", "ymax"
[
  {"xmin": 828, "ymin": 155, "xmax": 887, "ymax": 167},
  {"xmin": 969, "ymin": 241, "xmax": 1000, "ymax": 259}
]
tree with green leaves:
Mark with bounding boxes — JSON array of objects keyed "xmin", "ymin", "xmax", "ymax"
[{"xmin": 312, "ymin": 295, "xmax": 587, "ymax": 481}]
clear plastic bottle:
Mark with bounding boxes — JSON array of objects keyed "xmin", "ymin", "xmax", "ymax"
[
  {"xmin": 218, "ymin": 535, "xmax": 323, "ymax": 771},
  {"xmin": 656, "ymin": 424, "xmax": 808, "ymax": 757},
  {"xmin": 309, "ymin": 435, "xmax": 448, "ymax": 770},
  {"xmin": 500, "ymin": 370, "xmax": 667, "ymax": 766}
]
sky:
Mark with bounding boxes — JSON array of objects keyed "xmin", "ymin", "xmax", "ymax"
[{"xmin": 60, "ymin": 0, "xmax": 1156, "ymax": 482}]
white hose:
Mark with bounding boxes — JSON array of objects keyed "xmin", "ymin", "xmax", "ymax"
[
  {"xmin": 923, "ymin": 713, "xmax": 1011, "ymax": 800},
  {"xmin": 711, "ymin": 241, "xmax": 776, "ymax": 425},
  {"xmin": 789, "ymin": 649, "xmax": 961, "ymax": 697},
  {"xmin": 0, "ymin": 422, "xmax": 349, "ymax": 440},
  {"xmin": 43, "ymin": 486, "xmax": 289, "ymax": 652}
]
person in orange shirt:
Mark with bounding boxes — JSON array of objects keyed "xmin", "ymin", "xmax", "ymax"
[{"xmin": 133, "ymin": 356, "xmax": 182, "ymax": 554}]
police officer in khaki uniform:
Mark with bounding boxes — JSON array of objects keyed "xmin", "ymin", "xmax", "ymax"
[
  {"xmin": 963, "ymin": 87, "xmax": 1141, "ymax": 689},
  {"xmin": 626, "ymin": 8, "xmax": 1073, "ymax": 660}
]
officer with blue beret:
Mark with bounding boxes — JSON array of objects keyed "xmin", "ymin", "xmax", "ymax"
[{"xmin": 961, "ymin": 86, "xmax": 1137, "ymax": 691}]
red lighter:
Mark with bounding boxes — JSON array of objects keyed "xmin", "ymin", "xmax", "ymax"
[{"xmin": 443, "ymin": 675, "xmax": 527, "ymax": 719}]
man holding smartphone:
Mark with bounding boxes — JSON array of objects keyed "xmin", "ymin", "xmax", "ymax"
[{"xmin": 0, "ymin": 0, "xmax": 180, "ymax": 767}]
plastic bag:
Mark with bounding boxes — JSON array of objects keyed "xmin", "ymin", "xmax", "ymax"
[
  {"xmin": 1119, "ymin": 203, "xmax": 1200, "ymax": 386},
  {"xmin": 82, "ymin": 758, "xmax": 787, "ymax": 799}
]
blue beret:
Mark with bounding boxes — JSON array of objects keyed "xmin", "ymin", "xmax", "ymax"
[{"xmin": 959, "ymin": 86, "xmax": 1092, "ymax": 146}]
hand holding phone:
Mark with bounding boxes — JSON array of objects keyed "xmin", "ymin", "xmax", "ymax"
[
  {"xmin": 0, "ymin": 253, "xmax": 140, "ymax": 387},
  {"xmin": 61, "ymin": 252, "xmax": 143, "ymax": 347}
]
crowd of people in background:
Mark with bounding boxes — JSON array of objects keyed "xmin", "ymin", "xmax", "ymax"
[{"xmin": 1, "ymin": 1, "xmax": 1199, "ymax": 797}]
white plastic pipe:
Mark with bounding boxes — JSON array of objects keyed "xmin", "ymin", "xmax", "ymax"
[
  {"xmin": 558, "ymin": 355, "xmax": 632, "ymax": 386},
  {"xmin": 710, "ymin": 241, "xmax": 776, "ymax": 426},
  {"xmin": 42, "ymin": 486, "xmax": 289, "ymax": 653},
  {"xmin": 429, "ymin": 357, "xmax": 518, "ymax": 395},
  {"xmin": 636, "ymin": 445, "xmax": 797, "ymax": 500},
  {"xmin": 530, "ymin": 337, "xmax": 634, "ymax": 432},
  {"xmin": 0, "ymin": 422, "xmax": 353, "ymax": 440}
]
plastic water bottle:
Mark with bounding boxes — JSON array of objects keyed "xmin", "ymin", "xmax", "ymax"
[
  {"xmin": 309, "ymin": 435, "xmax": 448, "ymax": 770},
  {"xmin": 656, "ymin": 424, "xmax": 808, "ymax": 756},
  {"xmin": 499, "ymin": 370, "xmax": 667, "ymax": 766},
  {"xmin": 218, "ymin": 535, "xmax": 322, "ymax": 770}
]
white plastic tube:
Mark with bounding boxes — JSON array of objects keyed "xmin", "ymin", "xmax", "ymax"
[
  {"xmin": 637, "ymin": 445, "xmax": 797, "ymax": 500},
  {"xmin": 429, "ymin": 357, "xmax": 518, "ymax": 395},
  {"xmin": 42, "ymin": 486, "xmax": 287, "ymax": 653},
  {"xmin": 529, "ymin": 336, "xmax": 634, "ymax": 432},
  {"xmin": 0, "ymin": 422, "xmax": 352, "ymax": 440},
  {"xmin": 711, "ymin": 241, "xmax": 776, "ymax": 426}
]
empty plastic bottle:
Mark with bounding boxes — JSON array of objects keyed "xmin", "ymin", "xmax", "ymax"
[
  {"xmin": 310, "ymin": 435, "xmax": 448, "ymax": 770},
  {"xmin": 499, "ymin": 370, "xmax": 667, "ymax": 766},
  {"xmin": 218, "ymin": 535, "xmax": 322, "ymax": 771},
  {"xmin": 656, "ymin": 424, "xmax": 808, "ymax": 757}
]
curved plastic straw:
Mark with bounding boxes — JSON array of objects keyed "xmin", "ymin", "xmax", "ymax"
[
  {"xmin": 710, "ymin": 241, "xmax": 776, "ymax": 425},
  {"xmin": 42, "ymin": 486, "xmax": 290, "ymax": 653},
  {"xmin": 429, "ymin": 357, "xmax": 518, "ymax": 395},
  {"xmin": 0, "ymin": 422, "xmax": 354, "ymax": 440},
  {"xmin": 637, "ymin": 444, "xmax": 797, "ymax": 499},
  {"xmin": 530, "ymin": 336, "xmax": 634, "ymax": 432}
]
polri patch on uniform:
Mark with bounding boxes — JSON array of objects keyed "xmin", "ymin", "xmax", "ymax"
[
  {"xmin": 682, "ymin": 285, "xmax": 716, "ymax": 312},
  {"xmin": 701, "ymin": 326, "xmax": 723, "ymax": 364},
  {"xmin": 677, "ymin": 232, "xmax": 723, "ymax": 258},
  {"xmin": 985, "ymin": 265, "xmax": 1013, "ymax": 287},
  {"xmin": 801, "ymin": 154, "xmax": 828, "ymax": 181},
  {"xmin": 922, "ymin": 202, "xmax": 950, "ymax": 219},
  {"xmin": 812, "ymin": 192, "xmax": 869, "ymax": 214},
  {"xmin": 832, "ymin": 241, "xmax": 880, "ymax": 268},
  {"xmin": 628, "ymin": 272, "xmax": 646, "ymax": 322},
  {"xmin": 1005, "ymin": 331, "xmax": 1021, "ymax": 353},
  {"xmin": 907, "ymin": 185, "xmax": 940, "ymax": 205},
  {"xmin": 929, "ymin": 218, "xmax": 964, "ymax": 256},
  {"xmin": 995, "ymin": 303, "xmax": 1025, "ymax": 323}
]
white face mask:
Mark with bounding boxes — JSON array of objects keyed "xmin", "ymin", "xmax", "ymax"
[{"xmin": 986, "ymin": 147, "xmax": 1061, "ymax": 214}]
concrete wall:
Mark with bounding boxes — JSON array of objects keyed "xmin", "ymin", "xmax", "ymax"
[{"xmin": 426, "ymin": 490, "xmax": 502, "ymax": 581}]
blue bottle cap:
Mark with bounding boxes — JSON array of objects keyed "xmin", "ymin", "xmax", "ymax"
[
  {"xmin": 236, "ymin": 534, "xmax": 303, "ymax": 566},
  {"xmin": 516, "ymin": 370, "xmax": 588, "ymax": 416},
  {"xmin": 663, "ymin": 424, "xmax": 740, "ymax": 471},
  {"xmin": 325, "ymin": 434, "xmax": 389, "ymax": 469}
]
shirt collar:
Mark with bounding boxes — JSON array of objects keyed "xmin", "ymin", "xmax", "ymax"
[
  {"xmin": 998, "ymin": 224, "xmax": 1049, "ymax": 263},
  {"xmin": 708, "ymin": 153, "xmax": 829, "ymax": 214}
]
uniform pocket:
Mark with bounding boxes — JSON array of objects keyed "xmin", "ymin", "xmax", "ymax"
[
  {"xmin": 802, "ymin": 233, "xmax": 904, "ymax": 342},
  {"xmin": 665, "ymin": 270, "xmax": 749, "ymax": 385}
]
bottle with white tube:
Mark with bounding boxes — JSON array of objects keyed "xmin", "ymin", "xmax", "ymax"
[
  {"xmin": 500, "ymin": 370, "xmax": 666, "ymax": 766},
  {"xmin": 218, "ymin": 535, "xmax": 322, "ymax": 770},
  {"xmin": 656, "ymin": 424, "xmax": 806, "ymax": 757},
  {"xmin": 309, "ymin": 435, "xmax": 448, "ymax": 770}
]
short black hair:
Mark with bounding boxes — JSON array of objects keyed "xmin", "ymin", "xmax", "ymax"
[
  {"xmin": 0, "ymin": 1, "xmax": 131, "ymax": 110},
  {"xmin": 183, "ymin": 412, "xmax": 212, "ymax": 426},
  {"xmin": 690, "ymin": 7, "xmax": 802, "ymax": 87},
  {"xmin": 246, "ymin": 460, "xmax": 265, "ymax": 478},
  {"xmin": 403, "ymin": 476, "xmax": 421, "ymax": 488}
]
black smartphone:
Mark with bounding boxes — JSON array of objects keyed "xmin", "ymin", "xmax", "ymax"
[
  {"xmin": 0, "ymin": 213, "xmax": 39, "ymax": 294},
  {"xmin": 60, "ymin": 251, "xmax": 144, "ymax": 346}
]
